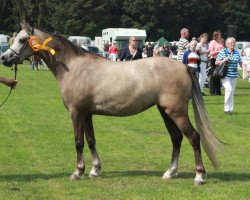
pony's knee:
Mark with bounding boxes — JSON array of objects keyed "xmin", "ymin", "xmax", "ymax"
[
  {"xmin": 75, "ymin": 141, "xmax": 84, "ymax": 151},
  {"xmin": 87, "ymin": 138, "xmax": 96, "ymax": 151}
]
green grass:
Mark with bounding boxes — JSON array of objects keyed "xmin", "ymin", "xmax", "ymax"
[{"xmin": 0, "ymin": 62, "xmax": 249, "ymax": 200}]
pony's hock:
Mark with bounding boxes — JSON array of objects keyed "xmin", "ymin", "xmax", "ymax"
[{"xmin": 0, "ymin": 21, "xmax": 222, "ymax": 186}]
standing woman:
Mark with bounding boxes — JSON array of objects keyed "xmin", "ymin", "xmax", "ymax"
[
  {"xmin": 216, "ymin": 37, "xmax": 243, "ymax": 115},
  {"xmin": 119, "ymin": 36, "xmax": 142, "ymax": 61},
  {"xmin": 209, "ymin": 30, "xmax": 224, "ymax": 95},
  {"xmin": 196, "ymin": 33, "xmax": 210, "ymax": 95}
]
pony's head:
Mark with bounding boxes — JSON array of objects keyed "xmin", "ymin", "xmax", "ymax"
[{"xmin": 1, "ymin": 21, "xmax": 35, "ymax": 67}]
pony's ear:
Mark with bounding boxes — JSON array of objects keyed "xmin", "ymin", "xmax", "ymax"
[{"xmin": 20, "ymin": 21, "xmax": 34, "ymax": 35}]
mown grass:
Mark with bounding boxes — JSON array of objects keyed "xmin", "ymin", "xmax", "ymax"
[{"xmin": 0, "ymin": 62, "xmax": 249, "ymax": 200}]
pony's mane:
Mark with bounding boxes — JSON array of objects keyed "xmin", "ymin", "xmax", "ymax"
[
  {"xmin": 39, "ymin": 29, "xmax": 87, "ymax": 56},
  {"xmin": 21, "ymin": 22, "xmax": 102, "ymax": 57}
]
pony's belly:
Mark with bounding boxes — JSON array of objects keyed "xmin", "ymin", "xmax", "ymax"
[{"xmin": 92, "ymin": 103, "xmax": 155, "ymax": 116}]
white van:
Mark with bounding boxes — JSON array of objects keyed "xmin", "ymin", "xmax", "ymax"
[
  {"xmin": 68, "ymin": 36, "xmax": 91, "ymax": 47},
  {"xmin": 0, "ymin": 34, "xmax": 10, "ymax": 56},
  {"xmin": 235, "ymin": 41, "xmax": 250, "ymax": 55}
]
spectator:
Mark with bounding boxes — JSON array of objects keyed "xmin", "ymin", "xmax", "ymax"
[
  {"xmin": 196, "ymin": 33, "xmax": 210, "ymax": 95},
  {"xmin": 153, "ymin": 50, "xmax": 161, "ymax": 57},
  {"xmin": 108, "ymin": 42, "xmax": 118, "ymax": 61},
  {"xmin": 119, "ymin": 36, "xmax": 142, "ymax": 61},
  {"xmin": 177, "ymin": 28, "xmax": 190, "ymax": 62},
  {"xmin": 0, "ymin": 76, "xmax": 17, "ymax": 88},
  {"xmin": 146, "ymin": 42, "xmax": 153, "ymax": 57},
  {"xmin": 103, "ymin": 42, "xmax": 110, "ymax": 59},
  {"xmin": 182, "ymin": 40, "xmax": 200, "ymax": 78},
  {"xmin": 241, "ymin": 45, "xmax": 250, "ymax": 82},
  {"xmin": 209, "ymin": 30, "xmax": 224, "ymax": 95},
  {"xmin": 216, "ymin": 37, "xmax": 243, "ymax": 115},
  {"xmin": 154, "ymin": 42, "xmax": 160, "ymax": 51},
  {"xmin": 160, "ymin": 42, "xmax": 171, "ymax": 57},
  {"xmin": 30, "ymin": 55, "xmax": 42, "ymax": 70}
]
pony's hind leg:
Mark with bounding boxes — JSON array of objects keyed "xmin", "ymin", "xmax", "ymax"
[
  {"xmin": 171, "ymin": 114, "xmax": 206, "ymax": 186},
  {"xmin": 70, "ymin": 110, "xmax": 85, "ymax": 180},
  {"xmin": 84, "ymin": 115, "xmax": 101, "ymax": 178},
  {"xmin": 157, "ymin": 105, "xmax": 183, "ymax": 180}
]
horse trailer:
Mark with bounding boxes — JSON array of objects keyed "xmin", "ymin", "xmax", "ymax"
[
  {"xmin": 0, "ymin": 34, "xmax": 10, "ymax": 56},
  {"xmin": 102, "ymin": 28, "xmax": 147, "ymax": 51}
]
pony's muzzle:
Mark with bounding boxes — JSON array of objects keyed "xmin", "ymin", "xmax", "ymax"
[{"xmin": 1, "ymin": 52, "xmax": 18, "ymax": 67}]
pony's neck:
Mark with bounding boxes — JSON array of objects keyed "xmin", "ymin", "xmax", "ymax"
[
  {"xmin": 34, "ymin": 30, "xmax": 72, "ymax": 82},
  {"xmin": 36, "ymin": 51, "xmax": 68, "ymax": 82}
]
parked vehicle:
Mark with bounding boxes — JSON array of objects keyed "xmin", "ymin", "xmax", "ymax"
[
  {"xmin": 0, "ymin": 34, "xmax": 10, "ymax": 56},
  {"xmin": 88, "ymin": 46, "xmax": 102, "ymax": 56},
  {"xmin": 102, "ymin": 28, "xmax": 147, "ymax": 51},
  {"xmin": 68, "ymin": 36, "xmax": 91, "ymax": 47}
]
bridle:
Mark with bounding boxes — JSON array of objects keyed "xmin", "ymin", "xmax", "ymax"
[
  {"xmin": 0, "ymin": 35, "xmax": 31, "ymax": 107},
  {"xmin": 9, "ymin": 28, "xmax": 34, "ymax": 64}
]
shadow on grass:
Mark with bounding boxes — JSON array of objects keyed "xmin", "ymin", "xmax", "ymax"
[
  {"xmin": 0, "ymin": 171, "xmax": 249, "ymax": 182},
  {"xmin": 0, "ymin": 172, "xmax": 69, "ymax": 182},
  {"xmin": 102, "ymin": 170, "xmax": 250, "ymax": 182}
]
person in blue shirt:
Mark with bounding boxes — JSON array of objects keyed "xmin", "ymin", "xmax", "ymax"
[
  {"xmin": 216, "ymin": 37, "xmax": 243, "ymax": 115},
  {"xmin": 119, "ymin": 36, "xmax": 142, "ymax": 61}
]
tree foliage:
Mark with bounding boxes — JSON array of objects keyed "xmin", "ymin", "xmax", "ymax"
[{"xmin": 1, "ymin": 0, "xmax": 249, "ymax": 41}]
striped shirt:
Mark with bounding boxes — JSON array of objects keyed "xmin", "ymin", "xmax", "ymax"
[
  {"xmin": 177, "ymin": 38, "xmax": 189, "ymax": 62},
  {"xmin": 216, "ymin": 48, "xmax": 242, "ymax": 78}
]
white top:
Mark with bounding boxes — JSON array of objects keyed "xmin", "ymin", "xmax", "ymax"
[
  {"xmin": 196, "ymin": 42, "xmax": 208, "ymax": 61},
  {"xmin": 187, "ymin": 52, "xmax": 199, "ymax": 68}
]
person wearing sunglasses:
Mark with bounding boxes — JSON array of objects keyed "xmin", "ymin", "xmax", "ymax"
[{"xmin": 119, "ymin": 36, "xmax": 142, "ymax": 61}]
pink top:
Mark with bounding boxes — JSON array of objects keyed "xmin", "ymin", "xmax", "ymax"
[
  {"xmin": 109, "ymin": 45, "xmax": 118, "ymax": 54},
  {"xmin": 209, "ymin": 40, "xmax": 224, "ymax": 58}
]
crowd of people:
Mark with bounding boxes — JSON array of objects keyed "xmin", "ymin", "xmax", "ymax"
[{"xmin": 176, "ymin": 28, "xmax": 247, "ymax": 115}]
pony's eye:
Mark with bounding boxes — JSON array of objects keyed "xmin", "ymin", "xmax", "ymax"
[{"xmin": 19, "ymin": 38, "xmax": 27, "ymax": 43}]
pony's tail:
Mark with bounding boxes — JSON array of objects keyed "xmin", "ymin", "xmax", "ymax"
[{"xmin": 187, "ymin": 66, "xmax": 222, "ymax": 169}]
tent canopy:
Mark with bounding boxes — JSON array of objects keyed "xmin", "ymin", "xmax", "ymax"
[{"xmin": 152, "ymin": 36, "xmax": 172, "ymax": 47}]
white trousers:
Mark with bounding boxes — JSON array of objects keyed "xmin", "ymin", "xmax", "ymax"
[
  {"xmin": 221, "ymin": 77, "xmax": 238, "ymax": 112},
  {"xmin": 199, "ymin": 62, "xmax": 208, "ymax": 92},
  {"xmin": 109, "ymin": 53, "xmax": 117, "ymax": 61}
]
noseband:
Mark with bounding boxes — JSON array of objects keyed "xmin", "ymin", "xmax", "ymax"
[
  {"xmin": 0, "ymin": 31, "xmax": 56, "ymax": 107},
  {"xmin": 9, "ymin": 41, "xmax": 29, "ymax": 63}
]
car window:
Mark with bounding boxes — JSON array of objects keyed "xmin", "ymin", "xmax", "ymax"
[
  {"xmin": 89, "ymin": 47, "xmax": 99, "ymax": 53},
  {"xmin": 237, "ymin": 44, "xmax": 243, "ymax": 49}
]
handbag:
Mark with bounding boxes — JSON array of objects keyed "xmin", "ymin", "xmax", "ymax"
[{"xmin": 213, "ymin": 49, "xmax": 228, "ymax": 78}]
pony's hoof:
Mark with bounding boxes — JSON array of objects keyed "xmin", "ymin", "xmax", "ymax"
[
  {"xmin": 88, "ymin": 173, "xmax": 98, "ymax": 178},
  {"xmin": 162, "ymin": 168, "xmax": 178, "ymax": 180},
  {"xmin": 194, "ymin": 180, "xmax": 205, "ymax": 186},
  {"xmin": 88, "ymin": 171, "xmax": 100, "ymax": 178},
  {"xmin": 70, "ymin": 173, "xmax": 81, "ymax": 180},
  {"xmin": 194, "ymin": 172, "xmax": 205, "ymax": 186}
]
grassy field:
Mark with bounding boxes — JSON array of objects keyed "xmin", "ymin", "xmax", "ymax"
[{"xmin": 0, "ymin": 62, "xmax": 249, "ymax": 200}]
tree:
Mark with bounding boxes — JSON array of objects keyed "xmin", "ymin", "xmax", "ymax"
[{"xmin": 0, "ymin": 0, "xmax": 249, "ymax": 41}]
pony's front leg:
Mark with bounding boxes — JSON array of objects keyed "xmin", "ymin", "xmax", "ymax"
[
  {"xmin": 70, "ymin": 111, "xmax": 85, "ymax": 180},
  {"xmin": 84, "ymin": 115, "xmax": 101, "ymax": 178}
]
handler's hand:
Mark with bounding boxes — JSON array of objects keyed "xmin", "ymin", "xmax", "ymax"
[{"xmin": 5, "ymin": 79, "xmax": 18, "ymax": 88}]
